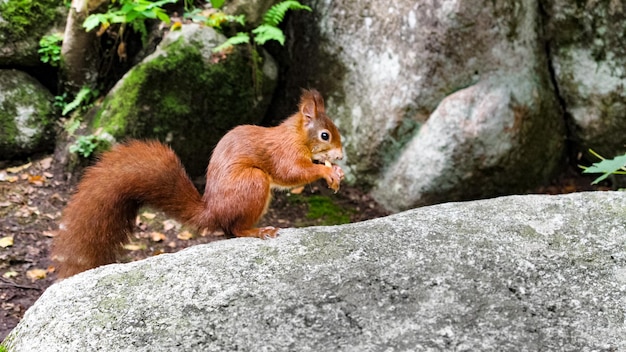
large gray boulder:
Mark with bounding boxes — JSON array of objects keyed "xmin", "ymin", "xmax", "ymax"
[
  {"xmin": 0, "ymin": 69, "xmax": 55, "ymax": 160},
  {"xmin": 373, "ymin": 73, "xmax": 563, "ymax": 211},
  {"xmin": 3, "ymin": 191, "xmax": 626, "ymax": 351}
]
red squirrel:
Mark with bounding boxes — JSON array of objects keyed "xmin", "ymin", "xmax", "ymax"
[{"xmin": 53, "ymin": 89, "xmax": 344, "ymax": 278}]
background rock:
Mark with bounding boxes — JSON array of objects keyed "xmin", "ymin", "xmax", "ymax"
[
  {"xmin": 544, "ymin": 0, "xmax": 626, "ymax": 157},
  {"xmin": 3, "ymin": 192, "xmax": 626, "ymax": 351},
  {"xmin": 85, "ymin": 24, "xmax": 278, "ymax": 177},
  {"xmin": 277, "ymin": 0, "xmax": 567, "ymax": 210},
  {"xmin": 0, "ymin": 69, "xmax": 55, "ymax": 160},
  {"xmin": 0, "ymin": 0, "xmax": 66, "ymax": 66},
  {"xmin": 373, "ymin": 73, "xmax": 564, "ymax": 210}
]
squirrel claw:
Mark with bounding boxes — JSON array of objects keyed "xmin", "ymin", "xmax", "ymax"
[{"xmin": 259, "ymin": 226, "xmax": 279, "ymax": 239}]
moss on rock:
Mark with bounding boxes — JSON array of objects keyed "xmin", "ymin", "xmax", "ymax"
[
  {"xmin": 0, "ymin": 70, "xmax": 55, "ymax": 159},
  {"xmin": 0, "ymin": 0, "xmax": 66, "ymax": 65},
  {"xmin": 91, "ymin": 24, "xmax": 277, "ymax": 177}
]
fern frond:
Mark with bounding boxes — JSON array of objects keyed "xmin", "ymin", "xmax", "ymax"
[
  {"xmin": 212, "ymin": 32, "xmax": 251, "ymax": 53},
  {"xmin": 252, "ymin": 24, "xmax": 285, "ymax": 45},
  {"xmin": 263, "ymin": 0, "xmax": 312, "ymax": 27}
]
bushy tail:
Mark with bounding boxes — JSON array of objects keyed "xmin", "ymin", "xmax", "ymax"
[{"xmin": 53, "ymin": 140, "xmax": 206, "ymax": 278}]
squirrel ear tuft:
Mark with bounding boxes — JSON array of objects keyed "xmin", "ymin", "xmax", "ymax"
[{"xmin": 299, "ymin": 89, "xmax": 325, "ymax": 121}]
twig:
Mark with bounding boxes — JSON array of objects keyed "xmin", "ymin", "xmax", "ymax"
[{"xmin": 0, "ymin": 277, "xmax": 41, "ymax": 290}]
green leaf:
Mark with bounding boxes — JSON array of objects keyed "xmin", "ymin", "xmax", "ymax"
[
  {"xmin": 229, "ymin": 14, "xmax": 246, "ymax": 26},
  {"xmin": 583, "ymin": 154, "xmax": 626, "ymax": 184},
  {"xmin": 156, "ymin": 11, "xmax": 171, "ymax": 24},
  {"xmin": 211, "ymin": 0, "xmax": 226, "ymax": 9},
  {"xmin": 262, "ymin": 0, "xmax": 311, "ymax": 27},
  {"xmin": 252, "ymin": 24, "xmax": 285, "ymax": 45},
  {"xmin": 83, "ymin": 14, "xmax": 106, "ymax": 31},
  {"xmin": 212, "ymin": 32, "xmax": 250, "ymax": 52},
  {"xmin": 62, "ymin": 87, "xmax": 93, "ymax": 116}
]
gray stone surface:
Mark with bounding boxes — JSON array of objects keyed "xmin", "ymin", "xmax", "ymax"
[
  {"xmin": 545, "ymin": 0, "xmax": 626, "ymax": 156},
  {"xmin": 3, "ymin": 192, "xmax": 626, "ymax": 351},
  {"xmin": 0, "ymin": 69, "xmax": 54, "ymax": 159}
]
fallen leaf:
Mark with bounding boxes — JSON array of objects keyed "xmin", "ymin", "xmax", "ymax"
[
  {"xmin": 28, "ymin": 174, "xmax": 45, "ymax": 186},
  {"xmin": 152, "ymin": 249, "xmax": 165, "ymax": 256},
  {"xmin": 6, "ymin": 162, "xmax": 31, "ymax": 174},
  {"xmin": 42, "ymin": 231, "xmax": 56, "ymax": 238},
  {"xmin": 1, "ymin": 175, "xmax": 19, "ymax": 183},
  {"xmin": 150, "ymin": 232, "xmax": 166, "ymax": 242},
  {"xmin": 171, "ymin": 21, "xmax": 182, "ymax": 31},
  {"xmin": 123, "ymin": 243, "xmax": 146, "ymax": 251},
  {"xmin": 2, "ymin": 271, "xmax": 18, "ymax": 278},
  {"xmin": 0, "ymin": 201, "xmax": 11, "ymax": 207},
  {"xmin": 15, "ymin": 206, "xmax": 39, "ymax": 217},
  {"xmin": 177, "ymin": 231, "xmax": 194, "ymax": 240},
  {"xmin": 162, "ymin": 219, "xmax": 180, "ymax": 231},
  {"xmin": 0, "ymin": 236, "xmax": 14, "ymax": 248},
  {"xmin": 39, "ymin": 157, "xmax": 53, "ymax": 170},
  {"xmin": 26, "ymin": 268, "xmax": 47, "ymax": 281},
  {"xmin": 141, "ymin": 211, "xmax": 156, "ymax": 220},
  {"xmin": 43, "ymin": 172, "xmax": 54, "ymax": 178},
  {"xmin": 290, "ymin": 186, "xmax": 305, "ymax": 195},
  {"xmin": 167, "ymin": 241, "xmax": 177, "ymax": 248}
]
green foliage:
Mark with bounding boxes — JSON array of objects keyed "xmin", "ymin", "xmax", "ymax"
[
  {"xmin": 213, "ymin": 32, "xmax": 250, "ymax": 52},
  {"xmin": 61, "ymin": 86, "xmax": 99, "ymax": 116},
  {"xmin": 53, "ymin": 92, "xmax": 69, "ymax": 111},
  {"xmin": 64, "ymin": 118, "xmax": 81, "ymax": 135},
  {"xmin": 38, "ymin": 33, "xmax": 63, "ymax": 66},
  {"xmin": 252, "ymin": 24, "xmax": 286, "ymax": 45},
  {"xmin": 211, "ymin": 0, "xmax": 311, "ymax": 52},
  {"xmin": 69, "ymin": 134, "xmax": 111, "ymax": 158},
  {"xmin": 262, "ymin": 0, "xmax": 311, "ymax": 27},
  {"xmin": 210, "ymin": 0, "xmax": 225, "ymax": 9},
  {"xmin": 289, "ymin": 195, "xmax": 353, "ymax": 226},
  {"xmin": 83, "ymin": 0, "xmax": 176, "ymax": 44},
  {"xmin": 582, "ymin": 150, "xmax": 626, "ymax": 185},
  {"xmin": 0, "ymin": 0, "xmax": 60, "ymax": 40}
]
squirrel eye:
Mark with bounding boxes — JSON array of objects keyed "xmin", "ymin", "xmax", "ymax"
[{"xmin": 320, "ymin": 131, "xmax": 330, "ymax": 141}]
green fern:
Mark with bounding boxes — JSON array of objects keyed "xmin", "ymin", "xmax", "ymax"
[
  {"xmin": 213, "ymin": 32, "xmax": 251, "ymax": 52},
  {"xmin": 212, "ymin": 0, "xmax": 311, "ymax": 53},
  {"xmin": 252, "ymin": 24, "xmax": 285, "ymax": 45},
  {"xmin": 262, "ymin": 1, "xmax": 311, "ymax": 27}
]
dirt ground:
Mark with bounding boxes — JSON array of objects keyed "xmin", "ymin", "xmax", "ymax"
[{"xmin": 0, "ymin": 154, "xmax": 608, "ymax": 342}]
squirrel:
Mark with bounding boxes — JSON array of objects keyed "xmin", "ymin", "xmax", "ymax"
[{"xmin": 53, "ymin": 89, "xmax": 344, "ymax": 278}]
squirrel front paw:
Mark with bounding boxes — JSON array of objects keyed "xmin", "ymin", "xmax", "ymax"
[{"xmin": 325, "ymin": 164, "xmax": 345, "ymax": 193}]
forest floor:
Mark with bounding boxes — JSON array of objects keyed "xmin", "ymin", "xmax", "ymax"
[{"xmin": 0, "ymin": 154, "xmax": 607, "ymax": 341}]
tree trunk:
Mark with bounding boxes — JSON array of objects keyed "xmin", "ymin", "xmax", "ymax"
[{"xmin": 60, "ymin": 0, "xmax": 108, "ymax": 91}]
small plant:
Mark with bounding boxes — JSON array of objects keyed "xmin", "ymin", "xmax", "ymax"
[
  {"xmin": 61, "ymin": 86, "xmax": 99, "ymax": 116},
  {"xmin": 53, "ymin": 92, "xmax": 69, "ymax": 111},
  {"xmin": 211, "ymin": 0, "xmax": 312, "ymax": 52},
  {"xmin": 38, "ymin": 33, "xmax": 63, "ymax": 66},
  {"xmin": 582, "ymin": 149, "xmax": 626, "ymax": 185},
  {"xmin": 83, "ymin": 0, "xmax": 176, "ymax": 45},
  {"xmin": 69, "ymin": 133, "xmax": 112, "ymax": 158}
]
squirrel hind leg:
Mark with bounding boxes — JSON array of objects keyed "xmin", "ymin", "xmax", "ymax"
[{"xmin": 211, "ymin": 168, "xmax": 277, "ymax": 239}]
